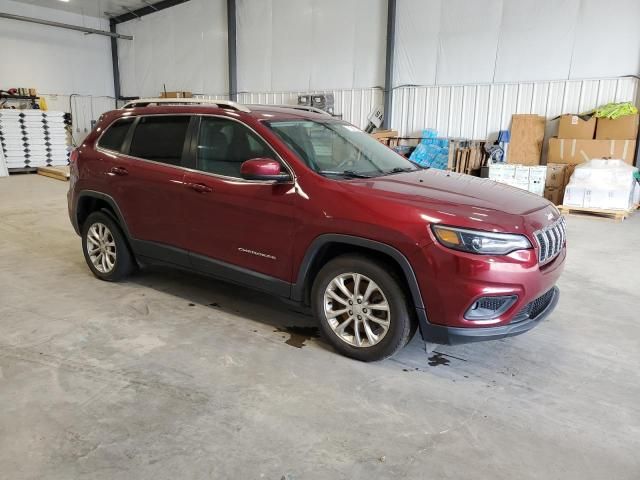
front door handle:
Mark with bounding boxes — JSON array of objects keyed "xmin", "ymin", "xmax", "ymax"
[
  {"xmin": 188, "ymin": 182, "xmax": 213, "ymax": 193},
  {"xmin": 109, "ymin": 166, "xmax": 128, "ymax": 176}
]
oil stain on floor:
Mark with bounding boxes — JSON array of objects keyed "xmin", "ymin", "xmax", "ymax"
[
  {"xmin": 427, "ymin": 352, "xmax": 451, "ymax": 366},
  {"xmin": 275, "ymin": 326, "xmax": 321, "ymax": 348}
]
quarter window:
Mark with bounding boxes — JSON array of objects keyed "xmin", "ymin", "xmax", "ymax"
[
  {"xmin": 196, "ymin": 117, "xmax": 275, "ymax": 178},
  {"xmin": 128, "ymin": 116, "xmax": 190, "ymax": 166},
  {"xmin": 97, "ymin": 117, "xmax": 134, "ymax": 152}
]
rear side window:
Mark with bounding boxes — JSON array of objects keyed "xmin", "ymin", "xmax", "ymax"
[
  {"xmin": 98, "ymin": 117, "xmax": 134, "ymax": 152},
  {"xmin": 128, "ymin": 116, "xmax": 190, "ymax": 166}
]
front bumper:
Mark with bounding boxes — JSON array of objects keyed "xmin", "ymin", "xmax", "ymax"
[{"xmin": 417, "ymin": 286, "xmax": 560, "ymax": 344}]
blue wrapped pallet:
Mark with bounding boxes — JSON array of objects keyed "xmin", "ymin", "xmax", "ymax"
[{"xmin": 409, "ymin": 129, "xmax": 449, "ymax": 169}]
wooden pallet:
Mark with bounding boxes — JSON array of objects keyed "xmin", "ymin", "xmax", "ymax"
[
  {"xmin": 8, "ymin": 167, "xmax": 38, "ymax": 174},
  {"xmin": 37, "ymin": 165, "xmax": 70, "ymax": 181},
  {"xmin": 558, "ymin": 204, "xmax": 634, "ymax": 222}
]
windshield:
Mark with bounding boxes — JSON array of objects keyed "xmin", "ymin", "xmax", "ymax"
[{"xmin": 265, "ymin": 120, "xmax": 420, "ymax": 178}]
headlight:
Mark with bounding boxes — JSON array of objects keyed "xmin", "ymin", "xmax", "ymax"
[{"xmin": 431, "ymin": 225, "xmax": 532, "ymax": 255}]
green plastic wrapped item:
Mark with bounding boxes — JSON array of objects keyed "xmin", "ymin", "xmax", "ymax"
[{"xmin": 590, "ymin": 102, "xmax": 638, "ymax": 119}]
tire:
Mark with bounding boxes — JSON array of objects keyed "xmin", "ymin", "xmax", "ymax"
[
  {"xmin": 81, "ymin": 211, "xmax": 135, "ymax": 282},
  {"xmin": 311, "ymin": 254, "xmax": 417, "ymax": 361}
]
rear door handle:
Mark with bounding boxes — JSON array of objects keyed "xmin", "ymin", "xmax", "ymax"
[
  {"xmin": 109, "ymin": 166, "xmax": 128, "ymax": 176},
  {"xmin": 188, "ymin": 182, "xmax": 213, "ymax": 193}
]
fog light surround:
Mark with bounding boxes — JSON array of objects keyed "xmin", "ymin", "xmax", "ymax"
[{"xmin": 464, "ymin": 295, "xmax": 518, "ymax": 321}]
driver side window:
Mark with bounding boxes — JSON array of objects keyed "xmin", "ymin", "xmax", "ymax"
[{"xmin": 196, "ymin": 117, "xmax": 275, "ymax": 178}]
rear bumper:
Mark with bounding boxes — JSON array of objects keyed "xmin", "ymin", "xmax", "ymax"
[{"xmin": 418, "ymin": 286, "xmax": 560, "ymax": 345}]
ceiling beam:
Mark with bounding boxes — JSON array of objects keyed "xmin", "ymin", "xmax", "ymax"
[
  {"xmin": 110, "ymin": 0, "xmax": 191, "ymax": 24},
  {"xmin": 0, "ymin": 12, "xmax": 133, "ymax": 40}
]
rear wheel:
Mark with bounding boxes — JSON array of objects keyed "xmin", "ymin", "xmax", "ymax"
[
  {"xmin": 312, "ymin": 254, "xmax": 416, "ymax": 361},
  {"xmin": 81, "ymin": 211, "xmax": 135, "ymax": 281}
]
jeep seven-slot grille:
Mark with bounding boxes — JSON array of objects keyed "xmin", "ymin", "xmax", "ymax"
[
  {"xmin": 510, "ymin": 288, "xmax": 556, "ymax": 324},
  {"xmin": 534, "ymin": 217, "xmax": 566, "ymax": 265}
]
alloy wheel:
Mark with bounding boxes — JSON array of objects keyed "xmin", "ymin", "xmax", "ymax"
[
  {"xmin": 323, "ymin": 273, "xmax": 391, "ymax": 348},
  {"xmin": 86, "ymin": 222, "xmax": 117, "ymax": 274}
]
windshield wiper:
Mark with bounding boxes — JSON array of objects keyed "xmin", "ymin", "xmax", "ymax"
[
  {"xmin": 383, "ymin": 167, "xmax": 422, "ymax": 175},
  {"xmin": 318, "ymin": 170, "xmax": 374, "ymax": 178}
]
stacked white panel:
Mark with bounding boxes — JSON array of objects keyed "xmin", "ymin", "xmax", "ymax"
[
  {"xmin": 22, "ymin": 111, "xmax": 49, "ymax": 168},
  {"xmin": 43, "ymin": 112, "xmax": 70, "ymax": 166},
  {"xmin": 0, "ymin": 110, "xmax": 28, "ymax": 169},
  {"xmin": 0, "ymin": 111, "xmax": 69, "ymax": 169}
]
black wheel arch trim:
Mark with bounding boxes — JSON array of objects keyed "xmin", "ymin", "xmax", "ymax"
[
  {"xmin": 75, "ymin": 190, "xmax": 132, "ymax": 238},
  {"xmin": 292, "ymin": 234, "xmax": 425, "ymax": 311}
]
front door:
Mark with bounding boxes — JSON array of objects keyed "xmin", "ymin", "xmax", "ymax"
[{"xmin": 181, "ymin": 116, "xmax": 297, "ymax": 292}]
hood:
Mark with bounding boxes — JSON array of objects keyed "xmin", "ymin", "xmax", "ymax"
[{"xmin": 344, "ymin": 169, "xmax": 556, "ymax": 232}]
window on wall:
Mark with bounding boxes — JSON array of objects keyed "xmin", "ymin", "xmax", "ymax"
[
  {"xmin": 128, "ymin": 116, "xmax": 190, "ymax": 166},
  {"xmin": 98, "ymin": 117, "xmax": 134, "ymax": 152},
  {"xmin": 196, "ymin": 117, "xmax": 276, "ymax": 178}
]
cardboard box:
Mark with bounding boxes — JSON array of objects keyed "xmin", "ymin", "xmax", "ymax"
[
  {"xmin": 489, "ymin": 164, "xmax": 516, "ymax": 182},
  {"xmin": 547, "ymin": 138, "xmax": 636, "ymax": 165},
  {"xmin": 595, "ymin": 114, "xmax": 639, "ymax": 140},
  {"xmin": 371, "ymin": 129, "xmax": 398, "ymax": 140},
  {"xmin": 508, "ymin": 114, "xmax": 545, "ymax": 165},
  {"xmin": 544, "ymin": 187, "xmax": 563, "ymax": 205},
  {"xmin": 160, "ymin": 91, "xmax": 193, "ymax": 98},
  {"xmin": 563, "ymin": 163, "xmax": 577, "ymax": 186},
  {"xmin": 558, "ymin": 115, "xmax": 596, "ymax": 139},
  {"xmin": 514, "ymin": 166, "xmax": 530, "ymax": 182},
  {"xmin": 545, "ymin": 163, "xmax": 567, "ymax": 188}
]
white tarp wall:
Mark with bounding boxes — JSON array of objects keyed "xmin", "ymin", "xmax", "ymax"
[
  {"xmin": 116, "ymin": 0, "xmax": 228, "ymax": 98},
  {"xmin": 0, "ymin": 0, "xmax": 114, "ymax": 97},
  {"xmin": 234, "ymin": 0, "xmax": 387, "ymax": 127},
  {"xmin": 0, "ymin": 0, "xmax": 116, "ymax": 143},
  {"xmin": 395, "ymin": 0, "xmax": 640, "ymax": 86},
  {"xmin": 393, "ymin": 0, "xmax": 640, "ymax": 137},
  {"xmin": 236, "ymin": 0, "xmax": 386, "ymax": 92}
]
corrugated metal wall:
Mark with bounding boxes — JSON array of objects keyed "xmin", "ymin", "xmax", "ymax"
[
  {"xmin": 391, "ymin": 76, "xmax": 640, "ymax": 139},
  {"xmin": 197, "ymin": 88, "xmax": 384, "ymax": 129}
]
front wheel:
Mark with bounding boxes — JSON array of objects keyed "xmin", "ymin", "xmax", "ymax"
[{"xmin": 311, "ymin": 254, "xmax": 416, "ymax": 361}]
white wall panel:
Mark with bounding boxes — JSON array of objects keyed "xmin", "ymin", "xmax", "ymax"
[
  {"xmin": 237, "ymin": 0, "xmax": 386, "ymax": 93},
  {"xmin": 394, "ymin": 0, "xmax": 441, "ymax": 87},
  {"xmin": 494, "ymin": 0, "xmax": 580, "ymax": 82},
  {"xmin": 571, "ymin": 0, "xmax": 640, "ymax": 79},
  {"xmin": 0, "ymin": 0, "xmax": 113, "ymax": 97},
  {"xmin": 395, "ymin": 0, "xmax": 640, "ymax": 86},
  {"xmin": 117, "ymin": 0, "xmax": 227, "ymax": 98},
  {"xmin": 436, "ymin": 0, "xmax": 503, "ymax": 85},
  {"xmin": 391, "ymin": 77, "xmax": 639, "ymax": 139}
]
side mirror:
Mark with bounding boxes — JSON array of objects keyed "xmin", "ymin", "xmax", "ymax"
[{"xmin": 240, "ymin": 158, "xmax": 291, "ymax": 182}]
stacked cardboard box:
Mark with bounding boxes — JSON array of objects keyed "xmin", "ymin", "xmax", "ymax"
[
  {"xmin": 488, "ymin": 163, "xmax": 546, "ymax": 195},
  {"xmin": 543, "ymin": 163, "xmax": 577, "ymax": 205},
  {"xmin": 548, "ymin": 114, "xmax": 638, "ymax": 165}
]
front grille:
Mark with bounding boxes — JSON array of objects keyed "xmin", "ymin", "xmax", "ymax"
[
  {"xmin": 510, "ymin": 288, "xmax": 556, "ymax": 324},
  {"xmin": 534, "ymin": 217, "xmax": 566, "ymax": 265}
]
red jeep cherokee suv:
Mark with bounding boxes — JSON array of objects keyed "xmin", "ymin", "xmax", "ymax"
[{"xmin": 68, "ymin": 99, "xmax": 565, "ymax": 361}]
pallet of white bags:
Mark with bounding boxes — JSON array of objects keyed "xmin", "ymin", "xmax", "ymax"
[{"xmin": 557, "ymin": 205, "xmax": 634, "ymax": 222}]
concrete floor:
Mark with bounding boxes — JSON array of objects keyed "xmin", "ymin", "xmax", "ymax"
[{"xmin": 0, "ymin": 174, "xmax": 639, "ymax": 480}]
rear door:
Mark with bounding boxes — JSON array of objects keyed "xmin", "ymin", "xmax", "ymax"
[
  {"xmin": 106, "ymin": 114, "xmax": 192, "ymax": 264},
  {"xmin": 181, "ymin": 115, "xmax": 297, "ymax": 289}
]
